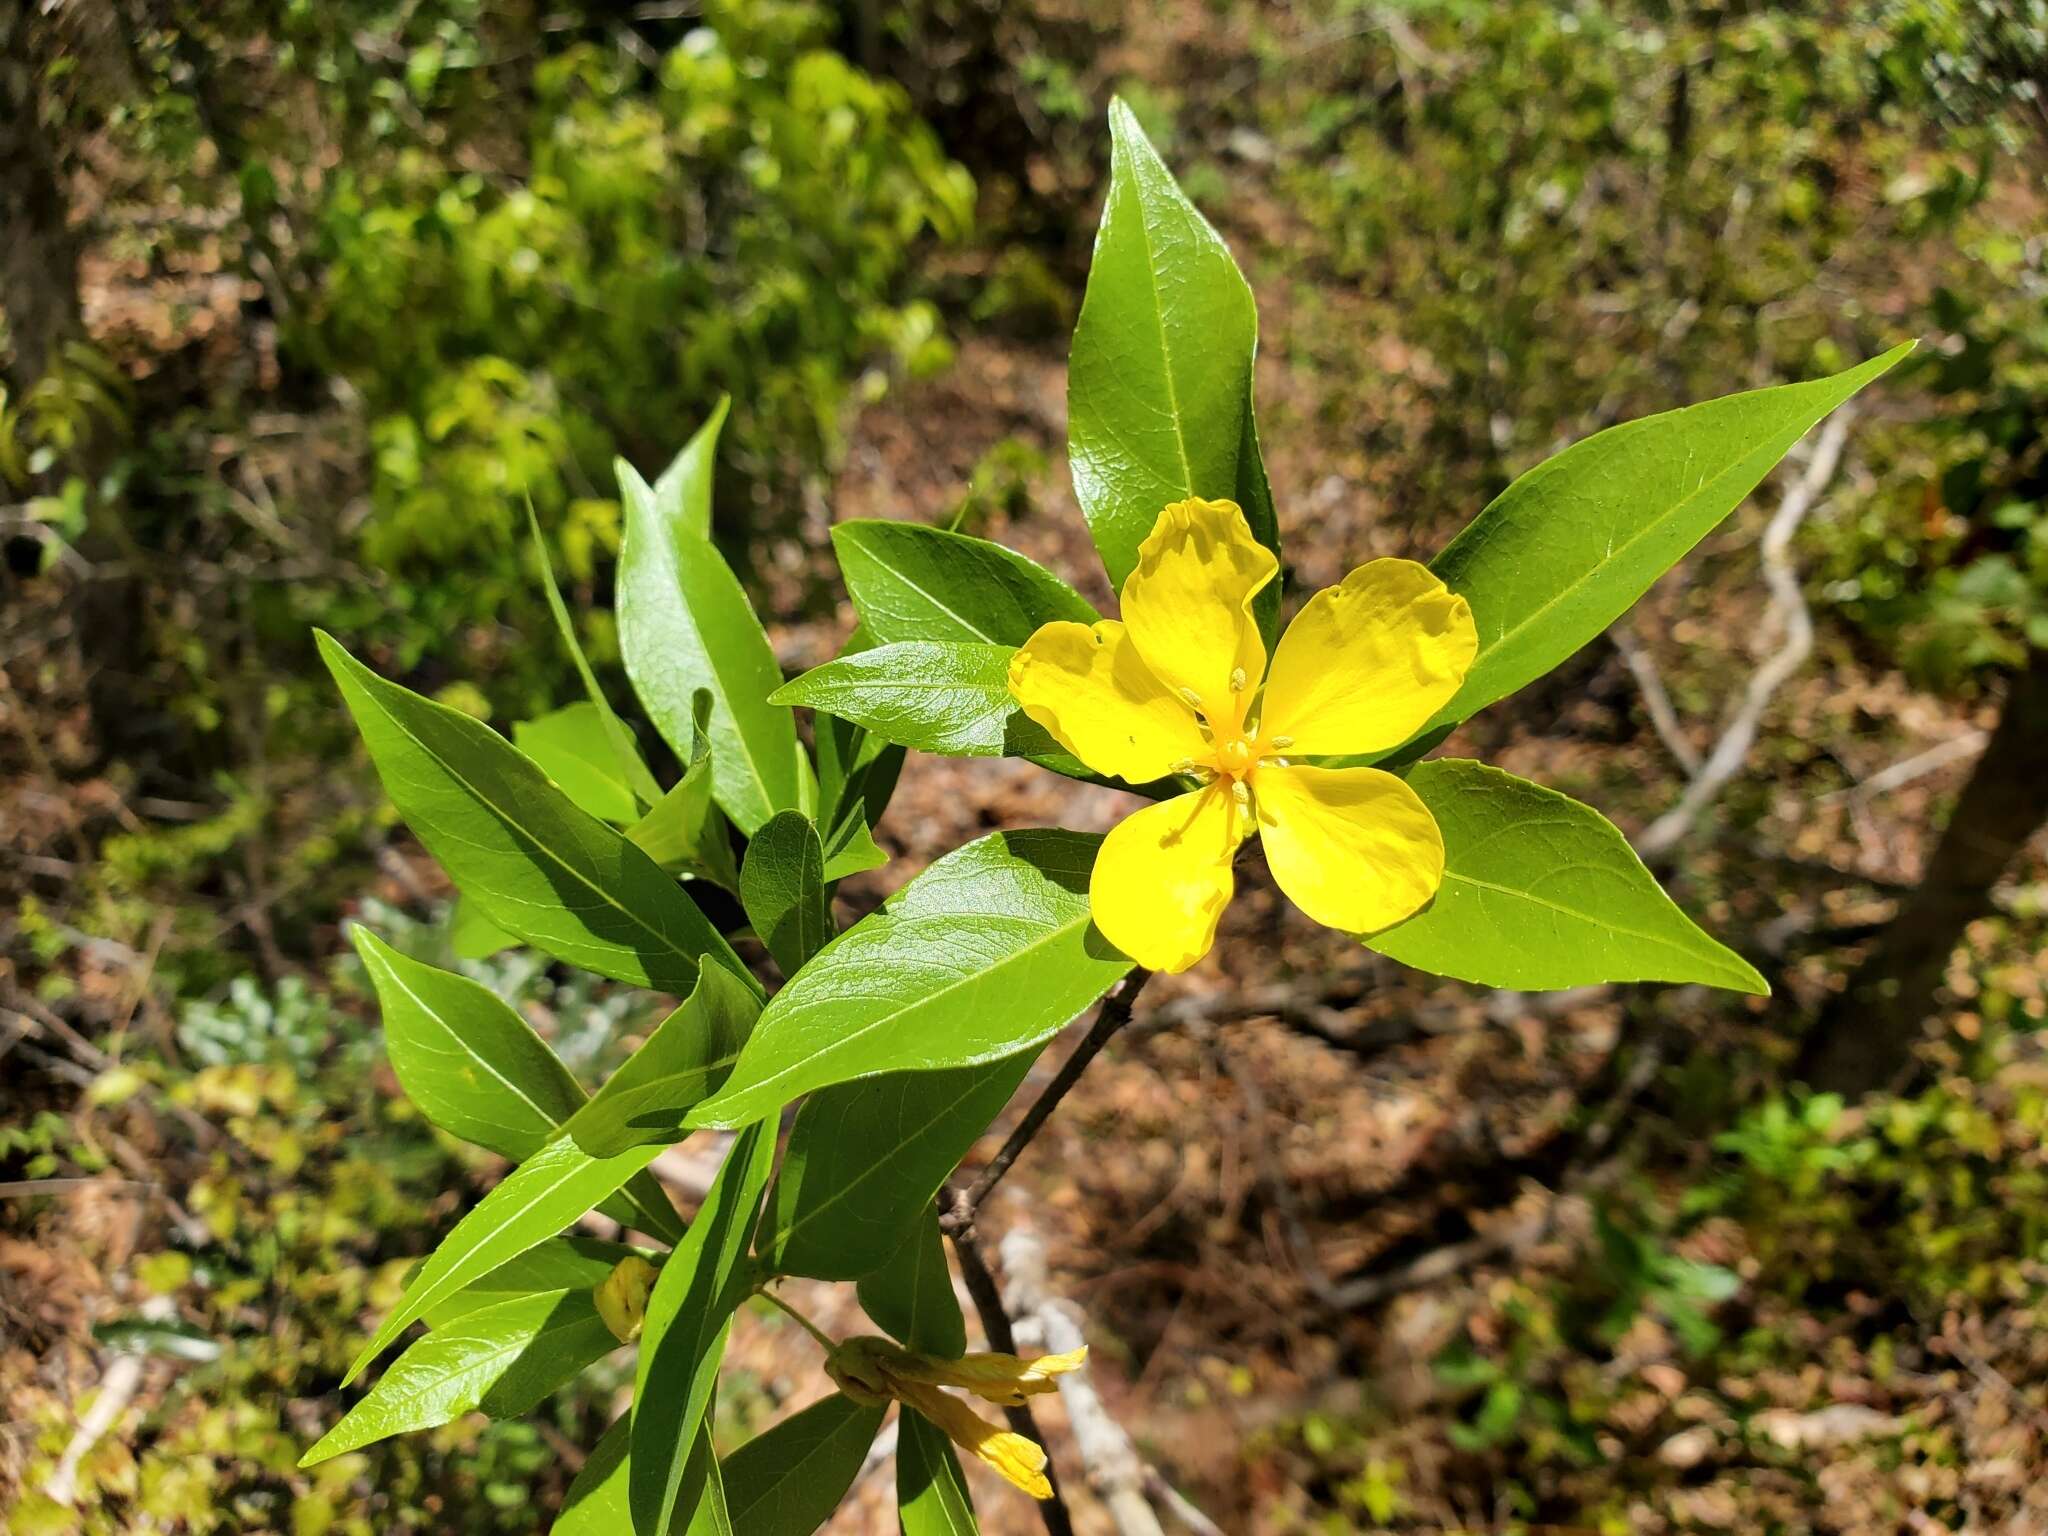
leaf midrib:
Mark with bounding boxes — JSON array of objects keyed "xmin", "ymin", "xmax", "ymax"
[
  {"xmin": 703, "ymin": 909, "xmax": 1112, "ymax": 1119},
  {"xmin": 374, "ymin": 951, "xmax": 569, "ymax": 1144}
]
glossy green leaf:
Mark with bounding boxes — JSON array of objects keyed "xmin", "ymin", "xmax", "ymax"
[
  {"xmin": 721, "ymin": 1394, "xmax": 886, "ymax": 1536},
  {"xmin": 640, "ymin": 396, "xmax": 729, "ymax": 541},
  {"xmin": 423, "ymin": 1237, "xmax": 649, "ymax": 1326},
  {"xmin": 1425, "ymin": 344, "xmax": 1913, "ymax": 732},
  {"xmin": 690, "ymin": 830, "xmax": 1129, "ymax": 1128},
  {"xmin": 448, "ymin": 895, "xmax": 516, "ymax": 960},
  {"xmin": 319, "ymin": 633, "xmax": 748, "ymax": 998},
  {"xmin": 560, "ymin": 962, "xmax": 761, "ymax": 1158},
  {"xmin": 857, "ymin": 1209, "xmax": 966, "ymax": 1358},
  {"xmin": 516, "ymin": 704, "xmax": 644, "ymax": 826},
  {"xmin": 344, "ymin": 1134, "xmax": 668, "ymax": 1385},
  {"xmin": 819, "ymin": 808, "xmax": 888, "ymax": 883},
  {"xmin": 529, "ymin": 503, "xmax": 662, "ymax": 813},
  {"xmin": 1067, "ymin": 98, "xmax": 1279, "ymax": 634},
  {"xmin": 626, "ymin": 690, "xmax": 741, "ymax": 892},
  {"xmin": 1367, "ymin": 760, "xmax": 1770, "ymax": 994},
  {"xmin": 772, "ymin": 642, "xmax": 1073, "ymax": 763},
  {"xmin": 617, "ymin": 429, "xmax": 809, "ymax": 834},
  {"xmin": 302, "ymin": 1290, "xmax": 616, "ymax": 1466},
  {"xmin": 558, "ymin": 1417, "xmax": 728, "ymax": 1536},
  {"xmin": 899, "ymin": 1410, "xmax": 979, "ymax": 1536},
  {"xmin": 631, "ymin": 1122, "xmax": 776, "ymax": 1536},
  {"xmin": 831, "ymin": 520, "xmax": 1098, "ymax": 646},
  {"xmin": 740, "ymin": 812, "xmax": 830, "ymax": 976},
  {"xmin": 762, "ymin": 1048, "xmax": 1038, "ymax": 1281},
  {"xmin": 352, "ymin": 927, "xmax": 682, "ymax": 1243}
]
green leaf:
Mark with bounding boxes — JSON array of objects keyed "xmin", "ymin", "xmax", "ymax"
[
  {"xmin": 819, "ymin": 808, "xmax": 888, "ymax": 884},
  {"xmin": 319, "ymin": 633, "xmax": 750, "ymax": 999},
  {"xmin": 631, "ymin": 1122, "xmax": 776, "ymax": 1536},
  {"xmin": 448, "ymin": 895, "xmax": 516, "ymax": 960},
  {"xmin": 1425, "ymin": 344, "xmax": 1914, "ymax": 732},
  {"xmin": 740, "ymin": 812, "xmax": 830, "ymax": 976},
  {"xmin": 690, "ymin": 831, "xmax": 1128, "ymax": 1129},
  {"xmin": 351, "ymin": 927, "xmax": 682, "ymax": 1243},
  {"xmin": 857, "ymin": 1209, "xmax": 965, "ymax": 1358},
  {"xmin": 626, "ymin": 690, "xmax": 741, "ymax": 892},
  {"xmin": 898, "ymin": 1410, "xmax": 979, "ymax": 1536},
  {"xmin": 831, "ymin": 520, "xmax": 1098, "ymax": 645},
  {"xmin": 529, "ymin": 503, "xmax": 662, "ymax": 812},
  {"xmin": 516, "ymin": 704, "xmax": 644, "ymax": 826},
  {"xmin": 1366, "ymin": 760, "xmax": 1769, "ymax": 994},
  {"xmin": 302, "ymin": 1290, "xmax": 616, "ymax": 1466},
  {"xmin": 560, "ymin": 961, "xmax": 761, "ymax": 1158},
  {"xmin": 772, "ymin": 642, "xmax": 1072, "ymax": 763},
  {"xmin": 762, "ymin": 1049, "xmax": 1038, "ymax": 1280},
  {"xmin": 617, "ymin": 430, "xmax": 810, "ymax": 834},
  {"xmin": 559, "ymin": 1418, "xmax": 729, "ymax": 1536},
  {"xmin": 626, "ymin": 394, "xmax": 729, "ymax": 543},
  {"xmin": 343, "ymin": 1135, "xmax": 668, "ymax": 1386},
  {"xmin": 1067, "ymin": 98, "xmax": 1279, "ymax": 636},
  {"xmin": 423, "ymin": 1237, "xmax": 648, "ymax": 1326},
  {"xmin": 721, "ymin": 1394, "xmax": 886, "ymax": 1536}
]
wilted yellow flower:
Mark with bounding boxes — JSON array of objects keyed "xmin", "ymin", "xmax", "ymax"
[
  {"xmin": 825, "ymin": 1334, "xmax": 1087, "ymax": 1499},
  {"xmin": 1010, "ymin": 497, "xmax": 1477, "ymax": 973},
  {"xmin": 594, "ymin": 1255, "xmax": 658, "ymax": 1344}
]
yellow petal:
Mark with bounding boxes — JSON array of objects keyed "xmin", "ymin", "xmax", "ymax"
[
  {"xmin": 1254, "ymin": 764, "xmax": 1444, "ymax": 934},
  {"xmin": 1259, "ymin": 558, "xmax": 1476, "ymax": 755},
  {"xmin": 898, "ymin": 1385, "xmax": 1054, "ymax": 1500},
  {"xmin": 1009, "ymin": 620, "xmax": 1207, "ymax": 785},
  {"xmin": 1090, "ymin": 786, "xmax": 1240, "ymax": 974},
  {"xmin": 1120, "ymin": 498, "xmax": 1276, "ymax": 737},
  {"xmin": 886, "ymin": 1346, "xmax": 1089, "ymax": 1406}
]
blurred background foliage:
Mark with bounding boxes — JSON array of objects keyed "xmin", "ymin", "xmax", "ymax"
[{"xmin": 7, "ymin": 1, "xmax": 2048, "ymax": 1531}]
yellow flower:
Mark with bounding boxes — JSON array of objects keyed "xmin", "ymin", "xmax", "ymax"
[
  {"xmin": 824, "ymin": 1334, "xmax": 1087, "ymax": 1499},
  {"xmin": 1009, "ymin": 497, "xmax": 1477, "ymax": 973}
]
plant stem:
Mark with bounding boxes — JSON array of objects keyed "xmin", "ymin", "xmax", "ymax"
[
  {"xmin": 941, "ymin": 967, "xmax": 1154, "ymax": 1238},
  {"xmin": 757, "ymin": 1284, "xmax": 838, "ymax": 1356},
  {"xmin": 946, "ymin": 1212, "xmax": 1077, "ymax": 1536}
]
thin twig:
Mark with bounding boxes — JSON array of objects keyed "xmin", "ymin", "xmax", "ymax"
[
  {"xmin": 1637, "ymin": 407, "xmax": 1856, "ymax": 857},
  {"xmin": 1818, "ymin": 728, "xmax": 1988, "ymax": 805},
  {"xmin": 942, "ymin": 969, "xmax": 1154, "ymax": 1237},
  {"xmin": 943, "ymin": 1210, "xmax": 1076, "ymax": 1536}
]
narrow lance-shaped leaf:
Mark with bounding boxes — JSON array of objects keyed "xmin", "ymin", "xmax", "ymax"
[
  {"xmin": 899, "ymin": 1410, "xmax": 981, "ymax": 1536},
  {"xmin": 343, "ymin": 1133, "xmax": 669, "ymax": 1385},
  {"xmin": 351, "ymin": 927, "xmax": 682, "ymax": 1243},
  {"xmin": 1421, "ymin": 343, "xmax": 1914, "ymax": 734},
  {"xmin": 515, "ymin": 703, "xmax": 643, "ymax": 826},
  {"xmin": 301, "ymin": 1290, "xmax": 617, "ymax": 1466},
  {"xmin": 528, "ymin": 502, "xmax": 662, "ymax": 812},
  {"xmin": 626, "ymin": 688, "xmax": 742, "ymax": 892},
  {"xmin": 1366, "ymin": 760, "xmax": 1769, "ymax": 994},
  {"xmin": 1067, "ymin": 98, "xmax": 1280, "ymax": 639},
  {"xmin": 559, "ymin": 960, "xmax": 761, "ymax": 1158},
  {"xmin": 617, "ymin": 420, "xmax": 811, "ymax": 834},
  {"xmin": 858, "ymin": 1208, "xmax": 967, "ymax": 1358},
  {"xmin": 422, "ymin": 1236, "xmax": 648, "ymax": 1326},
  {"xmin": 558, "ymin": 1417, "xmax": 730, "ymax": 1536},
  {"xmin": 720, "ymin": 1394, "xmax": 887, "ymax": 1536},
  {"xmin": 830, "ymin": 520, "xmax": 1099, "ymax": 646},
  {"xmin": 319, "ymin": 633, "xmax": 751, "ymax": 999},
  {"xmin": 631, "ymin": 1120, "xmax": 776, "ymax": 1536},
  {"xmin": 763, "ymin": 1048, "xmax": 1040, "ymax": 1281},
  {"xmin": 689, "ymin": 830, "xmax": 1131, "ymax": 1129},
  {"xmin": 740, "ymin": 811, "xmax": 830, "ymax": 976}
]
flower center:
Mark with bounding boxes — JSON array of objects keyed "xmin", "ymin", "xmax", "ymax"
[{"xmin": 1214, "ymin": 733, "xmax": 1259, "ymax": 781}]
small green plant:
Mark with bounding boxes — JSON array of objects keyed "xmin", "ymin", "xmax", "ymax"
[{"xmin": 305, "ymin": 102, "xmax": 1902, "ymax": 1530}]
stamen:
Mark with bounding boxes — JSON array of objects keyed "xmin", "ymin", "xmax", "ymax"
[
  {"xmin": 1229, "ymin": 667, "xmax": 1247, "ymax": 692},
  {"xmin": 1231, "ymin": 780, "xmax": 1250, "ymax": 806},
  {"xmin": 1178, "ymin": 687, "xmax": 1203, "ymax": 710},
  {"xmin": 1270, "ymin": 735, "xmax": 1294, "ymax": 749}
]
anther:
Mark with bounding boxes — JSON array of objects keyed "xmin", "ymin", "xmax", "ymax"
[
  {"xmin": 1179, "ymin": 687, "xmax": 1203, "ymax": 709},
  {"xmin": 1231, "ymin": 780, "xmax": 1250, "ymax": 806},
  {"xmin": 1229, "ymin": 667, "xmax": 1247, "ymax": 692},
  {"xmin": 1271, "ymin": 735, "xmax": 1294, "ymax": 749}
]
